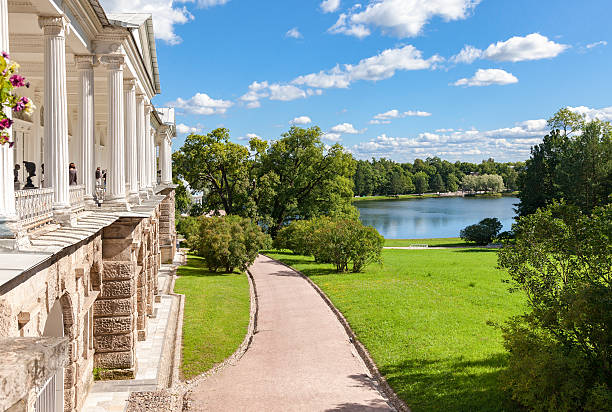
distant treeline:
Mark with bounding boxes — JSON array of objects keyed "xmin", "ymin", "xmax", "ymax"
[{"xmin": 353, "ymin": 157, "xmax": 524, "ymax": 196}]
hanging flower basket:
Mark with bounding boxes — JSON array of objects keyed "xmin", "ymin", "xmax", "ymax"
[{"xmin": 0, "ymin": 51, "xmax": 34, "ymax": 146}]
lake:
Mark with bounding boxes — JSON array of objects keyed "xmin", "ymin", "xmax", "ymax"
[{"xmin": 355, "ymin": 196, "xmax": 518, "ymax": 239}]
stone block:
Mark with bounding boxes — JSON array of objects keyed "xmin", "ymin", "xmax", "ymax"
[
  {"xmin": 100, "ymin": 279, "xmax": 135, "ymax": 299},
  {"xmin": 93, "ymin": 334, "xmax": 133, "ymax": 353},
  {"xmin": 137, "ymin": 330, "xmax": 146, "ymax": 341},
  {"xmin": 64, "ymin": 363, "xmax": 76, "ymax": 388},
  {"xmin": 97, "ymin": 368, "xmax": 134, "ymax": 380},
  {"xmin": 137, "ymin": 314, "xmax": 146, "ymax": 331},
  {"xmin": 93, "ymin": 298, "xmax": 133, "ymax": 317},
  {"xmin": 94, "ymin": 350, "xmax": 134, "ymax": 369},
  {"xmin": 93, "ymin": 316, "xmax": 132, "ymax": 335},
  {"xmin": 102, "ymin": 238, "xmax": 134, "ymax": 261},
  {"xmin": 102, "ymin": 262, "xmax": 135, "ymax": 281}
]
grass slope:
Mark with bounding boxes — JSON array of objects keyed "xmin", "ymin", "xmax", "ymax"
[
  {"xmin": 266, "ymin": 249, "xmax": 524, "ymax": 412},
  {"xmin": 384, "ymin": 237, "xmax": 468, "ymax": 247},
  {"xmin": 174, "ymin": 255, "xmax": 251, "ymax": 380}
]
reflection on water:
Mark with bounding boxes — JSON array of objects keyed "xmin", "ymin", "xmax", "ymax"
[{"xmin": 355, "ymin": 197, "xmax": 517, "ymax": 239}]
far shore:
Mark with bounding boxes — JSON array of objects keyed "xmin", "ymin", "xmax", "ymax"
[{"xmin": 353, "ymin": 191, "xmax": 518, "ymax": 202}]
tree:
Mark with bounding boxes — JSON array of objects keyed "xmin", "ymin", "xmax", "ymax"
[
  {"xmin": 497, "ymin": 203, "xmax": 612, "ymax": 411},
  {"xmin": 446, "ymin": 173, "xmax": 459, "ymax": 192},
  {"xmin": 256, "ymin": 126, "xmax": 356, "ymax": 236},
  {"xmin": 414, "ymin": 172, "xmax": 429, "ymax": 194},
  {"xmin": 173, "ymin": 128, "xmax": 256, "ymax": 217},
  {"xmin": 459, "ymin": 217, "xmax": 502, "ymax": 245},
  {"xmin": 517, "ymin": 109, "xmax": 611, "ymax": 216},
  {"xmin": 430, "ymin": 173, "xmax": 445, "ymax": 193},
  {"xmin": 547, "ymin": 107, "xmax": 585, "ymax": 136},
  {"xmin": 173, "ymin": 180, "xmax": 192, "ymax": 216},
  {"xmin": 278, "ymin": 217, "xmax": 384, "ymax": 272},
  {"xmin": 191, "ymin": 216, "xmax": 270, "ymax": 272}
]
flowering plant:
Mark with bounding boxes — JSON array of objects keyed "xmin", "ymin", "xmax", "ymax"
[{"xmin": 0, "ymin": 51, "xmax": 34, "ymax": 146}]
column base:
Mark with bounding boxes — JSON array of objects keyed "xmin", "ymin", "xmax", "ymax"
[
  {"xmin": 101, "ymin": 197, "xmax": 131, "ymax": 212},
  {"xmin": 128, "ymin": 191, "xmax": 141, "ymax": 205},
  {"xmin": 138, "ymin": 189, "xmax": 149, "ymax": 200},
  {"xmin": 53, "ymin": 205, "xmax": 77, "ymax": 227}
]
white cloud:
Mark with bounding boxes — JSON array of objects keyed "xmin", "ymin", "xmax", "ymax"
[
  {"xmin": 351, "ymin": 116, "xmax": 550, "ymax": 162},
  {"xmin": 176, "ymin": 123, "xmax": 202, "ymax": 134},
  {"xmin": 323, "ymin": 132, "xmax": 342, "ymax": 143},
  {"xmin": 246, "ymin": 133, "xmax": 260, "ymax": 139},
  {"xmin": 176, "ymin": 0, "xmax": 230, "ymax": 7},
  {"xmin": 453, "ymin": 68, "xmax": 518, "ymax": 87},
  {"xmin": 586, "ymin": 40, "xmax": 607, "ymax": 49},
  {"xmin": 567, "ymin": 106, "xmax": 612, "ymax": 122},
  {"xmin": 294, "ymin": 45, "xmax": 441, "ymax": 90},
  {"xmin": 290, "ymin": 116, "xmax": 312, "ymax": 125},
  {"xmin": 320, "ymin": 0, "xmax": 341, "ymax": 13},
  {"xmin": 450, "ymin": 45, "xmax": 482, "ymax": 64},
  {"xmin": 269, "ymin": 84, "xmax": 307, "ymax": 101},
  {"xmin": 330, "ymin": 123, "xmax": 359, "ymax": 134},
  {"xmin": 168, "ymin": 93, "xmax": 233, "ymax": 115},
  {"xmin": 241, "ymin": 45, "xmax": 439, "ymax": 108},
  {"xmin": 483, "ymin": 33, "xmax": 568, "ymax": 62},
  {"xmin": 371, "ymin": 109, "xmax": 432, "ymax": 123},
  {"xmin": 286, "ymin": 27, "xmax": 303, "ymax": 39},
  {"xmin": 100, "ymin": 0, "xmax": 192, "ymax": 45},
  {"xmin": 329, "ymin": 0, "xmax": 480, "ymax": 39}
]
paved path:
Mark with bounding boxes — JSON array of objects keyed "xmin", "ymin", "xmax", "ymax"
[{"xmin": 187, "ymin": 255, "xmax": 393, "ymax": 412}]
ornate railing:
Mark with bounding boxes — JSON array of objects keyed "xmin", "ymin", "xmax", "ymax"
[
  {"xmin": 69, "ymin": 184, "xmax": 85, "ymax": 213},
  {"xmin": 14, "ymin": 188, "xmax": 54, "ymax": 231}
]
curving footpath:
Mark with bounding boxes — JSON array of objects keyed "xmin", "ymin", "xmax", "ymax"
[{"xmin": 186, "ymin": 255, "xmax": 393, "ymax": 412}]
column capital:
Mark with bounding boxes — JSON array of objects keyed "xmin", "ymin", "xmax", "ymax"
[
  {"xmin": 99, "ymin": 54, "xmax": 125, "ymax": 71},
  {"xmin": 124, "ymin": 78, "xmax": 137, "ymax": 89},
  {"xmin": 38, "ymin": 15, "xmax": 70, "ymax": 37},
  {"xmin": 74, "ymin": 54, "xmax": 97, "ymax": 71}
]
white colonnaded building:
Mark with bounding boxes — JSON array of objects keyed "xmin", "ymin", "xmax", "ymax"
[{"xmin": 0, "ymin": 0, "xmax": 179, "ymax": 410}]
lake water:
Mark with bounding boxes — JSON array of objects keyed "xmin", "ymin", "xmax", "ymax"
[{"xmin": 355, "ymin": 196, "xmax": 518, "ymax": 239}]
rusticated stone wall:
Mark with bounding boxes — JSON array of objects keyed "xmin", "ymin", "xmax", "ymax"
[
  {"xmin": 159, "ymin": 187, "xmax": 176, "ymax": 264},
  {"xmin": 0, "ymin": 234, "xmax": 103, "ymax": 412}
]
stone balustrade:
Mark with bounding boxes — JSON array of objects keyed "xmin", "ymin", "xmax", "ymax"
[
  {"xmin": 70, "ymin": 184, "xmax": 86, "ymax": 213},
  {"xmin": 14, "ymin": 187, "xmax": 54, "ymax": 231}
]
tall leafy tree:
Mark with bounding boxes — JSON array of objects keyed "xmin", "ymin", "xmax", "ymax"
[
  {"xmin": 517, "ymin": 108, "xmax": 611, "ymax": 216},
  {"xmin": 173, "ymin": 128, "xmax": 257, "ymax": 216},
  {"xmin": 256, "ymin": 126, "xmax": 356, "ymax": 236}
]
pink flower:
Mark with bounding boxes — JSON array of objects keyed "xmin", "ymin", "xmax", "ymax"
[
  {"xmin": 1, "ymin": 52, "xmax": 9, "ymax": 59},
  {"xmin": 0, "ymin": 118, "xmax": 13, "ymax": 129},
  {"xmin": 13, "ymin": 101, "xmax": 24, "ymax": 112},
  {"xmin": 9, "ymin": 74, "xmax": 25, "ymax": 87}
]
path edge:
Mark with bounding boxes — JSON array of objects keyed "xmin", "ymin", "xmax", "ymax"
[
  {"xmin": 263, "ymin": 254, "xmax": 411, "ymax": 412},
  {"xmin": 177, "ymin": 265, "xmax": 259, "ymax": 411}
]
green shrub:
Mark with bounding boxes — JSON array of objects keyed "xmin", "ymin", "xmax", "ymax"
[
  {"xmin": 192, "ymin": 216, "xmax": 270, "ymax": 272},
  {"xmin": 278, "ymin": 217, "xmax": 383, "ymax": 272},
  {"xmin": 176, "ymin": 216, "xmax": 200, "ymax": 248},
  {"xmin": 498, "ymin": 203, "xmax": 612, "ymax": 411},
  {"xmin": 460, "ymin": 217, "xmax": 502, "ymax": 245}
]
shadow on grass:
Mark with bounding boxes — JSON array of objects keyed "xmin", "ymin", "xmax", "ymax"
[
  {"xmin": 380, "ymin": 354, "xmax": 518, "ymax": 412},
  {"xmin": 456, "ymin": 248, "xmax": 499, "ymax": 254},
  {"xmin": 177, "ymin": 255, "xmax": 240, "ymax": 277}
]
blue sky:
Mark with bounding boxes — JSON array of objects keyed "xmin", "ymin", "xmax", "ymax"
[{"xmin": 101, "ymin": 0, "xmax": 612, "ymax": 162}]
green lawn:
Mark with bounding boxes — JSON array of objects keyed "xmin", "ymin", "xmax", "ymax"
[
  {"xmin": 265, "ymin": 249, "xmax": 525, "ymax": 412},
  {"xmin": 174, "ymin": 255, "xmax": 251, "ymax": 380},
  {"xmin": 384, "ymin": 237, "xmax": 469, "ymax": 247}
]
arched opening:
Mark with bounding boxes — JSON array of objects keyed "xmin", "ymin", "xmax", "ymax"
[{"xmin": 42, "ymin": 299, "xmax": 65, "ymax": 411}]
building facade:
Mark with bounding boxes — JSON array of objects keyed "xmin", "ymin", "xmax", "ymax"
[{"xmin": 0, "ymin": 1, "xmax": 177, "ymax": 411}]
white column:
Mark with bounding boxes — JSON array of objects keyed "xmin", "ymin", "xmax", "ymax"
[
  {"xmin": 144, "ymin": 105, "xmax": 153, "ymax": 194},
  {"xmin": 39, "ymin": 16, "xmax": 72, "ymax": 221},
  {"xmin": 75, "ymin": 55, "xmax": 96, "ymax": 206},
  {"xmin": 100, "ymin": 53, "xmax": 129, "ymax": 209},
  {"xmin": 0, "ymin": 0, "xmax": 16, "ymax": 220},
  {"xmin": 161, "ymin": 135, "xmax": 172, "ymax": 185},
  {"xmin": 136, "ymin": 94, "xmax": 147, "ymax": 198},
  {"xmin": 123, "ymin": 79, "xmax": 139, "ymax": 204},
  {"xmin": 151, "ymin": 128, "xmax": 157, "ymax": 189}
]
